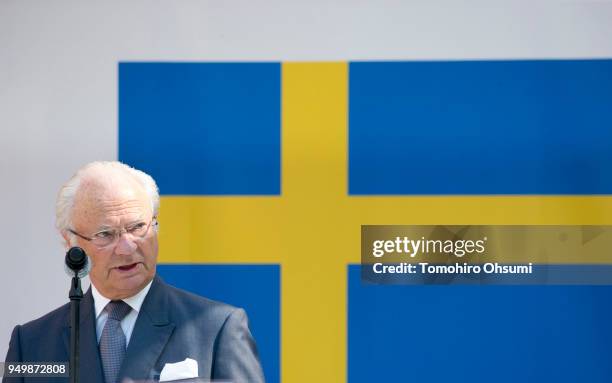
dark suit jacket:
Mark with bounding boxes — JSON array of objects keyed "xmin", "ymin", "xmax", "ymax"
[{"xmin": 3, "ymin": 276, "xmax": 265, "ymax": 383}]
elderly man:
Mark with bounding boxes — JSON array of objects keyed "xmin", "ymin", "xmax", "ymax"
[{"xmin": 3, "ymin": 161, "xmax": 265, "ymax": 383}]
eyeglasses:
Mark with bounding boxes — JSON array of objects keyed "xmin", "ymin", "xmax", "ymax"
[{"xmin": 68, "ymin": 217, "xmax": 158, "ymax": 248}]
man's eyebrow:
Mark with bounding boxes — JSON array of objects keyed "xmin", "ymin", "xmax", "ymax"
[
  {"xmin": 94, "ymin": 225, "xmax": 114, "ymax": 232},
  {"xmin": 95, "ymin": 217, "xmax": 147, "ymax": 230},
  {"xmin": 128, "ymin": 216, "xmax": 147, "ymax": 224},
  {"xmin": 126, "ymin": 219, "xmax": 147, "ymax": 227}
]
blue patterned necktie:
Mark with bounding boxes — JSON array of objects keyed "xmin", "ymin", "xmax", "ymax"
[{"xmin": 99, "ymin": 300, "xmax": 132, "ymax": 383}]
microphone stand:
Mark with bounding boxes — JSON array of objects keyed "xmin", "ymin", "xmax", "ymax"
[{"xmin": 69, "ymin": 272, "xmax": 83, "ymax": 383}]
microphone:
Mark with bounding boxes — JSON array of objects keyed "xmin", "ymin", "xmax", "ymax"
[
  {"xmin": 65, "ymin": 247, "xmax": 88, "ymax": 383},
  {"xmin": 64, "ymin": 247, "xmax": 90, "ymax": 278}
]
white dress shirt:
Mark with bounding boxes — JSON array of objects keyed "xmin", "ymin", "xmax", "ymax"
[{"xmin": 91, "ymin": 280, "xmax": 153, "ymax": 346}]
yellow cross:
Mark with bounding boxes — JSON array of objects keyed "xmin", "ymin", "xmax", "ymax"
[{"xmin": 157, "ymin": 62, "xmax": 612, "ymax": 383}]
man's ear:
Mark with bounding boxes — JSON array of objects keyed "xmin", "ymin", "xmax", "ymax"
[{"xmin": 61, "ymin": 230, "xmax": 71, "ymax": 249}]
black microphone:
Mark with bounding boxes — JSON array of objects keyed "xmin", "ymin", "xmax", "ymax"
[
  {"xmin": 65, "ymin": 247, "xmax": 88, "ymax": 383},
  {"xmin": 65, "ymin": 247, "xmax": 90, "ymax": 278}
]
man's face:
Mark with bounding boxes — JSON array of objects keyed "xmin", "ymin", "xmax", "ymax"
[{"xmin": 67, "ymin": 178, "xmax": 158, "ymax": 300}]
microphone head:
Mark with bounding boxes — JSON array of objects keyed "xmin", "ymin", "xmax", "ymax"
[{"xmin": 64, "ymin": 247, "xmax": 90, "ymax": 278}]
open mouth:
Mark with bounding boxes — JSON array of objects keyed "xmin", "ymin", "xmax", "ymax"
[{"xmin": 117, "ymin": 263, "xmax": 138, "ymax": 271}]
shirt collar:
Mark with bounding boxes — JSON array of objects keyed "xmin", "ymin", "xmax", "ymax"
[{"xmin": 91, "ymin": 279, "xmax": 153, "ymax": 319}]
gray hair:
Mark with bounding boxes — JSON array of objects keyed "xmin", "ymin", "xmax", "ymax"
[{"xmin": 55, "ymin": 161, "xmax": 160, "ymax": 236}]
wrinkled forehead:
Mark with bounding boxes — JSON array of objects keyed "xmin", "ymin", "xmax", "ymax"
[{"xmin": 72, "ymin": 172, "xmax": 152, "ymax": 224}]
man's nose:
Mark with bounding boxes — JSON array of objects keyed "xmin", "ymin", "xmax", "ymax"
[{"xmin": 114, "ymin": 232, "xmax": 138, "ymax": 255}]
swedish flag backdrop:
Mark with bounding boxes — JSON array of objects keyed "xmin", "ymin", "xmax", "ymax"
[{"xmin": 118, "ymin": 61, "xmax": 612, "ymax": 383}]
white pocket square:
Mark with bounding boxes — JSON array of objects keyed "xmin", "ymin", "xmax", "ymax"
[{"xmin": 159, "ymin": 358, "xmax": 199, "ymax": 382}]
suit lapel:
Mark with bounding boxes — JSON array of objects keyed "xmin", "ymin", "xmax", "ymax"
[
  {"xmin": 118, "ymin": 276, "xmax": 176, "ymax": 381},
  {"xmin": 62, "ymin": 288, "xmax": 105, "ymax": 383}
]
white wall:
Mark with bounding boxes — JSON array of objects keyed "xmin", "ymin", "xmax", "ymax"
[{"xmin": 1, "ymin": 0, "xmax": 611, "ymax": 359}]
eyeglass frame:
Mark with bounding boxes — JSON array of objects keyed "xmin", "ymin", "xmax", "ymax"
[{"xmin": 67, "ymin": 216, "xmax": 158, "ymax": 248}]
